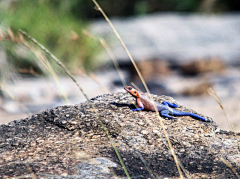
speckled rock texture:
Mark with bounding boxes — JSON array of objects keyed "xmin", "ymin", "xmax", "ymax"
[{"xmin": 0, "ymin": 92, "xmax": 240, "ymax": 178}]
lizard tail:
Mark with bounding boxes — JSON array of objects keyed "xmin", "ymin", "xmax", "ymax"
[{"xmin": 172, "ymin": 110, "xmax": 212, "ymax": 122}]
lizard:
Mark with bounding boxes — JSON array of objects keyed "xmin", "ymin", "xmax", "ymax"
[{"xmin": 124, "ymin": 86, "xmax": 212, "ymax": 122}]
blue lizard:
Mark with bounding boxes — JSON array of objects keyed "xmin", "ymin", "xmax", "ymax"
[{"xmin": 125, "ymin": 86, "xmax": 212, "ymax": 122}]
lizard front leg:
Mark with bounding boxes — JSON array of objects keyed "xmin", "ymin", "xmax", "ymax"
[
  {"xmin": 132, "ymin": 99, "xmax": 144, "ymax": 111},
  {"xmin": 131, "ymin": 106, "xmax": 144, "ymax": 111}
]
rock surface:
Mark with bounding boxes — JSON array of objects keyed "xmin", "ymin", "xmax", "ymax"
[
  {"xmin": 0, "ymin": 92, "xmax": 240, "ymax": 178},
  {"xmin": 90, "ymin": 13, "xmax": 240, "ymax": 65}
]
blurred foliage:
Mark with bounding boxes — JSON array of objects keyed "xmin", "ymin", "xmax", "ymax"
[
  {"xmin": 67, "ymin": 0, "xmax": 240, "ymax": 18},
  {"xmin": 0, "ymin": 0, "xmax": 101, "ymax": 74},
  {"xmin": 0, "ymin": 0, "xmax": 239, "ymax": 75}
]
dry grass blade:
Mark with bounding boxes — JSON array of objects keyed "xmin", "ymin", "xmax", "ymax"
[
  {"xmin": 6, "ymin": 163, "xmax": 38, "ymax": 179},
  {"xmin": 207, "ymin": 87, "xmax": 240, "ymax": 149},
  {"xmin": 82, "ymin": 30, "xmax": 127, "ymax": 87},
  {"xmin": 91, "ymin": 0, "xmax": 146, "ymax": 90},
  {"xmin": 131, "ymin": 83, "xmax": 143, "ymax": 93},
  {"xmin": 110, "ymin": 168, "xmax": 120, "ymax": 179},
  {"xmin": 25, "ymin": 163, "xmax": 37, "ymax": 179},
  {"xmin": 34, "ymin": 51, "xmax": 70, "ymax": 104},
  {"xmin": 132, "ymin": 83, "xmax": 191, "ymax": 178},
  {"xmin": 2, "ymin": 28, "xmax": 70, "ymax": 104},
  {"xmin": 0, "ymin": 84, "xmax": 32, "ymax": 116},
  {"xmin": 89, "ymin": 72, "xmax": 110, "ymax": 93},
  {"xmin": 1, "ymin": 28, "xmax": 69, "ymax": 104},
  {"xmin": 19, "ymin": 29, "xmax": 131, "ymax": 179},
  {"xmin": 8, "ymin": 29, "xmax": 15, "ymax": 42},
  {"xmin": 97, "ymin": 120, "xmax": 131, "ymax": 179},
  {"xmin": 124, "ymin": 138, "xmax": 159, "ymax": 179},
  {"xmin": 19, "ymin": 29, "xmax": 89, "ymax": 102},
  {"xmin": 207, "ymin": 87, "xmax": 231, "ymax": 129},
  {"xmin": 207, "ymin": 88, "xmax": 223, "ymax": 109},
  {"xmin": 219, "ymin": 157, "xmax": 240, "ymax": 179},
  {"xmin": 99, "ymin": 37, "xmax": 127, "ymax": 87},
  {"xmin": 92, "ymin": 0, "xmax": 185, "ymax": 178}
]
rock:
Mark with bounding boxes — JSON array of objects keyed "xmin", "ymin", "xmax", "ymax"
[
  {"xmin": 180, "ymin": 57, "xmax": 226, "ymax": 75},
  {"xmin": 0, "ymin": 92, "xmax": 239, "ymax": 178},
  {"xmin": 181, "ymin": 82, "xmax": 213, "ymax": 96},
  {"xmin": 89, "ymin": 13, "xmax": 240, "ymax": 65},
  {"xmin": 129, "ymin": 58, "xmax": 170, "ymax": 81}
]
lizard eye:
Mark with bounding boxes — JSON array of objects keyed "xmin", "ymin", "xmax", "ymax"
[
  {"xmin": 134, "ymin": 91, "xmax": 136, "ymax": 94},
  {"xmin": 129, "ymin": 87, "xmax": 132, "ymax": 90}
]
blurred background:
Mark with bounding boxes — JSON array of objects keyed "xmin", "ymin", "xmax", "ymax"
[{"xmin": 0, "ymin": 0, "xmax": 240, "ymax": 131}]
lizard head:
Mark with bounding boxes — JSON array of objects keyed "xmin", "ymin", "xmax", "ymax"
[{"xmin": 124, "ymin": 86, "xmax": 140, "ymax": 98}]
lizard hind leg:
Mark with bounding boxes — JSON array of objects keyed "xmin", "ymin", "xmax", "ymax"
[{"xmin": 160, "ymin": 110, "xmax": 175, "ymax": 119}]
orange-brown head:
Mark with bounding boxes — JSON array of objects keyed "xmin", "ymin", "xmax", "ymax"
[{"xmin": 124, "ymin": 86, "xmax": 140, "ymax": 98}]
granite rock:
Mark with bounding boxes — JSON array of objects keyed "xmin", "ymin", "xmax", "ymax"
[{"xmin": 0, "ymin": 92, "xmax": 239, "ymax": 178}]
